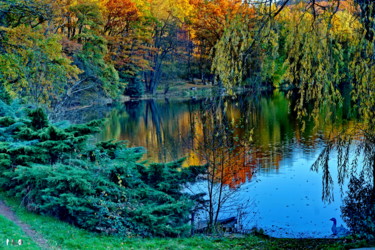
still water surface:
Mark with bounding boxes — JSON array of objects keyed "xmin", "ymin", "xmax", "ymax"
[{"xmin": 97, "ymin": 91, "xmax": 358, "ymax": 238}]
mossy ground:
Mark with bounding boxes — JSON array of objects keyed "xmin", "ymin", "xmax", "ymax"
[{"xmin": 0, "ymin": 192, "xmax": 374, "ymax": 249}]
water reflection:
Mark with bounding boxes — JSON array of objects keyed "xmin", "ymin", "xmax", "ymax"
[
  {"xmin": 99, "ymin": 91, "xmax": 356, "ymax": 180},
  {"xmin": 314, "ymin": 127, "xmax": 375, "ymax": 239},
  {"xmin": 97, "ymin": 91, "xmax": 363, "ymax": 237}
]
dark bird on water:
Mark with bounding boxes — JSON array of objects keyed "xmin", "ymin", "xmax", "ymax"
[{"xmin": 330, "ymin": 218, "xmax": 350, "ymax": 237}]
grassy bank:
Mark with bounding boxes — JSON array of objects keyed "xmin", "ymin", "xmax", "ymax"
[
  {"xmin": 0, "ymin": 215, "xmax": 39, "ymax": 249},
  {"xmin": 1, "ymin": 193, "xmax": 374, "ymax": 249}
]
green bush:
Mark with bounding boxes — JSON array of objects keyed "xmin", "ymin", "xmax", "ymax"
[
  {"xmin": 0, "ymin": 81, "xmax": 11, "ymax": 104},
  {"xmin": 342, "ymin": 174, "xmax": 375, "ymax": 240},
  {"xmin": 0, "ymin": 105, "xmax": 205, "ymax": 237},
  {"xmin": 124, "ymin": 76, "xmax": 145, "ymax": 98}
]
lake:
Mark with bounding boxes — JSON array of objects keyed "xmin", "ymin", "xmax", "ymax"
[{"xmin": 97, "ymin": 90, "xmax": 361, "ymax": 238}]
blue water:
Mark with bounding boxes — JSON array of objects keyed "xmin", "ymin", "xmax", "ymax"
[
  {"xmin": 97, "ymin": 93, "xmax": 359, "ymax": 238},
  {"xmin": 240, "ymin": 146, "xmax": 347, "ymax": 238}
]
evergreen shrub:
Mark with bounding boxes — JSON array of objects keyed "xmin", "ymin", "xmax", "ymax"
[{"xmin": 0, "ymin": 104, "xmax": 205, "ymax": 236}]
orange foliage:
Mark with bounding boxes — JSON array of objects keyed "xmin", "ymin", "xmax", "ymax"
[
  {"xmin": 102, "ymin": 0, "xmax": 140, "ymax": 35},
  {"xmin": 188, "ymin": 0, "xmax": 253, "ymax": 48},
  {"xmin": 311, "ymin": 0, "xmax": 357, "ymax": 13},
  {"xmin": 287, "ymin": 0, "xmax": 357, "ymax": 14},
  {"xmin": 100, "ymin": 0, "xmax": 153, "ymax": 74}
]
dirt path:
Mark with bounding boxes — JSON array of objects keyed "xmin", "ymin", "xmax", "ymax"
[{"xmin": 0, "ymin": 200, "xmax": 50, "ymax": 249}]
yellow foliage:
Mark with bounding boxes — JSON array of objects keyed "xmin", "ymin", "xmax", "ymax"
[
  {"xmin": 0, "ymin": 25, "xmax": 81, "ymax": 105},
  {"xmin": 134, "ymin": 0, "xmax": 193, "ymax": 22}
]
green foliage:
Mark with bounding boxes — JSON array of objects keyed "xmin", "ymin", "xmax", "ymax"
[
  {"xmin": 74, "ymin": 33, "xmax": 123, "ymax": 99},
  {"xmin": 212, "ymin": 14, "xmax": 285, "ymax": 91},
  {"xmin": 70, "ymin": 3, "xmax": 103, "ymax": 34},
  {"xmin": 342, "ymin": 175, "xmax": 375, "ymax": 240},
  {"xmin": 0, "ymin": 99, "xmax": 18, "ymax": 118},
  {"xmin": 0, "ymin": 25, "xmax": 80, "ymax": 106},
  {"xmin": 0, "ymin": 105, "xmax": 205, "ymax": 237},
  {"xmin": 283, "ymin": 12, "xmax": 346, "ymax": 121},
  {"xmin": 0, "ymin": 0, "xmax": 374, "ymax": 112},
  {"xmin": 124, "ymin": 76, "xmax": 144, "ymax": 98},
  {"xmin": 0, "ymin": 0, "xmax": 52, "ymax": 28},
  {"xmin": 0, "ymin": 81, "xmax": 11, "ymax": 104},
  {"xmin": 212, "ymin": 17, "xmax": 255, "ymax": 90},
  {"xmin": 0, "ymin": 1, "xmax": 125, "ymax": 108},
  {"xmin": 350, "ymin": 38, "xmax": 375, "ymax": 123}
]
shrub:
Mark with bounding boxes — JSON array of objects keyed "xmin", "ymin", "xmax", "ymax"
[
  {"xmin": 342, "ymin": 174, "xmax": 375, "ymax": 240},
  {"xmin": 0, "ymin": 81, "xmax": 11, "ymax": 104},
  {"xmin": 124, "ymin": 76, "xmax": 144, "ymax": 98},
  {"xmin": 0, "ymin": 105, "xmax": 205, "ymax": 236}
]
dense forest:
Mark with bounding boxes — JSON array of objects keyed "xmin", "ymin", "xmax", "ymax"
[
  {"xmin": 0, "ymin": 0, "xmax": 372, "ymax": 119},
  {"xmin": 1, "ymin": 0, "xmax": 375, "ymax": 242}
]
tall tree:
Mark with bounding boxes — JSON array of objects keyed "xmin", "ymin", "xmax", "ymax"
[
  {"xmin": 189, "ymin": 0, "xmax": 246, "ymax": 84},
  {"xmin": 0, "ymin": 25, "xmax": 80, "ymax": 106},
  {"xmin": 138, "ymin": 0, "xmax": 193, "ymax": 94}
]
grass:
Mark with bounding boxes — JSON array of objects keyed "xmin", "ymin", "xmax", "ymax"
[
  {"xmin": 0, "ymin": 192, "xmax": 374, "ymax": 249},
  {"xmin": 0, "ymin": 215, "xmax": 39, "ymax": 249}
]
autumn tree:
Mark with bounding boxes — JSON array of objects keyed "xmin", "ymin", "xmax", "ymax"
[
  {"xmin": 0, "ymin": 0, "xmax": 52, "ymax": 28},
  {"xmin": 0, "ymin": 25, "xmax": 80, "ymax": 106},
  {"xmin": 188, "ymin": 0, "xmax": 246, "ymax": 84},
  {"xmin": 54, "ymin": 1, "xmax": 124, "ymax": 109},
  {"xmin": 100, "ymin": 0, "xmax": 151, "ymax": 98},
  {"xmin": 187, "ymin": 97, "xmax": 254, "ymax": 234},
  {"xmin": 0, "ymin": 0, "xmax": 125, "ymax": 110},
  {"xmin": 211, "ymin": 11, "xmax": 259, "ymax": 90},
  {"xmin": 102, "ymin": 0, "xmax": 139, "ymax": 36},
  {"xmin": 143, "ymin": 0, "xmax": 192, "ymax": 93}
]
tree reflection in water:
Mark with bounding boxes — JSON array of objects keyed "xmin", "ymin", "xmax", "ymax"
[
  {"xmin": 312, "ymin": 124, "xmax": 374, "ymax": 239},
  {"xmin": 97, "ymin": 91, "xmax": 371, "ymax": 236},
  {"xmin": 185, "ymin": 96, "xmax": 256, "ymax": 233}
]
